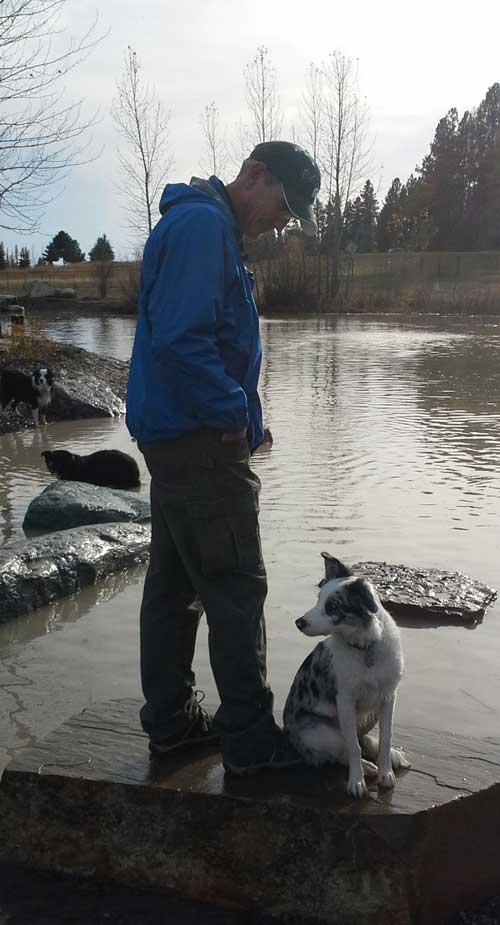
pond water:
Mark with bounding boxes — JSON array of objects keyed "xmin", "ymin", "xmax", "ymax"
[{"xmin": 1, "ymin": 310, "xmax": 500, "ymax": 770}]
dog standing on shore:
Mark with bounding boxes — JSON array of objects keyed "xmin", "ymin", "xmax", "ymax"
[
  {"xmin": 0, "ymin": 367, "xmax": 53, "ymax": 426},
  {"xmin": 284, "ymin": 552, "xmax": 410, "ymax": 798}
]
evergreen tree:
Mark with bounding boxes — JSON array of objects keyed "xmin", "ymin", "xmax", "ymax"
[
  {"xmin": 19, "ymin": 247, "xmax": 31, "ymax": 268},
  {"xmin": 89, "ymin": 234, "xmax": 115, "ymax": 261},
  {"xmin": 356, "ymin": 180, "xmax": 378, "ymax": 252},
  {"xmin": 418, "ymin": 108, "xmax": 466, "ymax": 249},
  {"xmin": 377, "ymin": 179, "xmax": 404, "ymax": 251},
  {"xmin": 0, "ymin": 242, "xmax": 6, "ymax": 270},
  {"xmin": 43, "ymin": 230, "xmax": 85, "ymax": 263},
  {"xmin": 466, "ymin": 84, "xmax": 500, "ymax": 249},
  {"xmin": 342, "ymin": 199, "xmax": 358, "ymax": 250}
]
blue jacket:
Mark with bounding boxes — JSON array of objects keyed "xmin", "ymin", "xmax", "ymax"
[{"xmin": 126, "ymin": 176, "xmax": 264, "ymax": 451}]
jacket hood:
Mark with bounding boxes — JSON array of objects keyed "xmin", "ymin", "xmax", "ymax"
[{"xmin": 159, "ymin": 176, "xmax": 236, "ymax": 228}]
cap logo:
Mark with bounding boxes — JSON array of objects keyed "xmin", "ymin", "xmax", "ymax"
[{"xmin": 302, "ymin": 167, "xmax": 318, "ymax": 184}]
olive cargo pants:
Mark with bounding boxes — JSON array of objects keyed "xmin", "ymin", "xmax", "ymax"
[{"xmin": 139, "ymin": 432, "xmax": 277, "ymax": 763}]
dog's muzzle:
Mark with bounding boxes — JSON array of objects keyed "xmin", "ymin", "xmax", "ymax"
[{"xmin": 295, "ymin": 617, "xmax": 307, "ymax": 631}]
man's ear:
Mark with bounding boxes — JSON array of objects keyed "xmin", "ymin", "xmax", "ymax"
[
  {"xmin": 245, "ymin": 160, "xmax": 267, "ymax": 188},
  {"xmin": 321, "ymin": 552, "xmax": 353, "ymax": 583}
]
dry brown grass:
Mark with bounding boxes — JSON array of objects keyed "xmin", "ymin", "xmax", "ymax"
[
  {"xmin": 2, "ymin": 251, "xmax": 500, "ymax": 315},
  {"xmin": 0, "ymin": 261, "xmax": 141, "ymax": 303},
  {"xmin": 0, "ymin": 317, "xmax": 55, "ymax": 361}
]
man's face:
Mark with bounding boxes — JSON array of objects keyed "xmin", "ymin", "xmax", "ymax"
[{"xmin": 244, "ymin": 169, "xmax": 294, "ymax": 240}]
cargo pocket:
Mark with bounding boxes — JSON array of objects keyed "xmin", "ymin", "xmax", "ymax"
[{"xmin": 188, "ymin": 493, "xmax": 263, "ymax": 578}]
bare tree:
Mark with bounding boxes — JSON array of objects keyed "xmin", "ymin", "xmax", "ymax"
[
  {"xmin": 112, "ymin": 46, "xmax": 173, "ymax": 246},
  {"xmin": 321, "ymin": 51, "xmax": 371, "ymax": 298},
  {"xmin": 301, "ymin": 64, "xmax": 324, "ymax": 167},
  {"xmin": 0, "ymin": 0, "xmax": 101, "ymax": 233},
  {"xmin": 299, "ymin": 64, "xmax": 325, "ymax": 296},
  {"xmin": 199, "ymin": 102, "xmax": 226, "ymax": 178},
  {"xmin": 245, "ymin": 46, "xmax": 283, "ymax": 145}
]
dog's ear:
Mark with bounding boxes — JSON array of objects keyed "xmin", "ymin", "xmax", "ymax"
[
  {"xmin": 321, "ymin": 552, "xmax": 353, "ymax": 583},
  {"xmin": 348, "ymin": 578, "xmax": 379, "ymax": 614}
]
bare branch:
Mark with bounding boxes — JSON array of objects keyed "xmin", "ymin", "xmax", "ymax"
[
  {"xmin": 112, "ymin": 46, "xmax": 174, "ymax": 248},
  {"xmin": 0, "ymin": 0, "xmax": 104, "ymax": 233},
  {"xmin": 244, "ymin": 46, "xmax": 283, "ymax": 145},
  {"xmin": 199, "ymin": 102, "xmax": 227, "ymax": 178}
]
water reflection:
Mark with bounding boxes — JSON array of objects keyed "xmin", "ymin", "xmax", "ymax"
[{"xmin": 1, "ymin": 311, "xmax": 500, "ymax": 763}]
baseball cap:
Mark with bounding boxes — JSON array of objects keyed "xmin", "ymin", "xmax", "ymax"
[{"xmin": 249, "ymin": 140, "xmax": 321, "ymax": 236}]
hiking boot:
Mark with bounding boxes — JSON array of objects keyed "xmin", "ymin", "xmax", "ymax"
[
  {"xmin": 223, "ymin": 731, "xmax": 303, "ymax": 776},
  {"xmin": 149, "ymin": 690, "xmax": 219, "ymax": 757}
]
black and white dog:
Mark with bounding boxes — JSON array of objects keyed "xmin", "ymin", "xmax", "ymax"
[
  {"xmin": 0, "ymin": 367, "xmax": 53, "ymax": 426},
  {"xmin": 41, "ymin": 449, "xmax": 141, "ymax": 489},
  {"xmin": 284, "ymin": 552, "xmax": 410, "ymax": 798}
]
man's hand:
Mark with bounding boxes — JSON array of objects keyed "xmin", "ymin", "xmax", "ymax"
[{"xmin": 263, "ymin": 427, "xmax": 273, "ymax": 447}]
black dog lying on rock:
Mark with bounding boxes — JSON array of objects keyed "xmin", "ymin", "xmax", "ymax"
[{"xmin": 42, "ymin": 449, "xmax": 141, "ymax": 489}]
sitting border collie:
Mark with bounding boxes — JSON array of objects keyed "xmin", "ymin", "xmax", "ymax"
[
  {"xmin": 41, "ymin": 448, "xmax": 141, "ymax": 490},
  {"xmin": 284, "ymin": 552, "xmax": 410, "ymax": 799},
  {"xmin": 0, "ymin": 367, "xmax": 53, "ymax": 426}
]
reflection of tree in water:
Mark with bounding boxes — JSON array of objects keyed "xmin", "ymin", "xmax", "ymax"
[{"xmin": 414, "ymin": 334, "xmax": 500, "ymax": 475}]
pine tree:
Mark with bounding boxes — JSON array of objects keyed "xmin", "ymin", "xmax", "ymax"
[
  {"xmin": 19, "ymin": 247, "xmax": 31, "ymax": 268},
  {"xmin": 356, "ymin": 180, "xmax": 378, "ymax": 252},
  {"xmin": 466, "ymin": 84, "xmax": 500, "ymax": 248},
  {"xmin": 398, "ymin": 175, "xmax": 434, "ymax": 250},
  {"xmin": 0, "ymin": 242, "xmax": 6, "ymax": 270},
  {"xmin": 89, "ymin": 234, "xmax": 115, "ymax": 261},
  {"xmin": 418, "ymin": 108, "xmax": 465, "ymax": 249},
  {"xmin": 43, "ymin": 231, "xmax": 85, "ymax": 263},
  {"xmin": 377, "ymin": 179, "xmax": 404, "ymax": 252}
]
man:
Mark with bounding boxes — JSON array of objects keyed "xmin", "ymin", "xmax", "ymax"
[{"xmin": 126, "ymin": 141, "xmax": 321, "ymax": 774}]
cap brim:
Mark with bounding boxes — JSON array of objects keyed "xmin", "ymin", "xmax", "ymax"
[{"xmin": 282, "ymin": 187, "xmax": 317, "ymax": 237}]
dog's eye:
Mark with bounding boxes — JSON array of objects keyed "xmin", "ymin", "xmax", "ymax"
[{"xmin": 324, "ymin": 598, "xmax": 336, "ymax": 617}]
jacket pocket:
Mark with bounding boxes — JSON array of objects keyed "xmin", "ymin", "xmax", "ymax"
[{"xmin": 188, "ymin": 493, "xmax": 263, "ymax": 577}]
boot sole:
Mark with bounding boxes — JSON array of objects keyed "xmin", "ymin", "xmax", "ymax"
[{"xmin": 149, "ymin": 734, "xmax": 220, "ymax": 757}]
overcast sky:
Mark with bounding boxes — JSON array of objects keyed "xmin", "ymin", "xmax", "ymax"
[{"xmin": 5, "ymin": 0, "xmax": 500, "ymax": 262}]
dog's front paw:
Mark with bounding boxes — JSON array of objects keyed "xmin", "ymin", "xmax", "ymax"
[
  {"xmin": 346, "ymin": 775, "xmax": 369, "ymax": 799},
  {"xmin": 390, "ymin": 747, "xmax": 411, "ymax": 770},
  {"xmin": 377, "ymin": 768, "xmax": 396, "ymax": 789}
]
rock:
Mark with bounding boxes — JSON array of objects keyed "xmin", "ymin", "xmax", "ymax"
[
  {"xmin": 2, "ymin": 699, "xmax": 500, "ymax": 924},
  {"xmin": 320, "ymin": 556, "xmax": 497, "ymax": 626},
  {"xmin": 24, "ymin": 280, "xmax": 56, "ymax": 299},
  {"xmin": 0, "ymin": 522, "xmax": 151, "ymax": 622},
  {"xmin": 50, "ymin": 366, "xmax": 125, "ymax": 420},
  {"xmin": 0, "ymin": 342, "xmax": 129, "ymax": 433},
  {"xmin": 23, "ymin": 481, "xmax": 150, "ymax": 532},
  {"xmin": 353, "ymin": 561, "xmax": 497, "ymax": 626},
  {"xmin": 52, "ymin": 288, "xmax": 77, "ymax": 299}
]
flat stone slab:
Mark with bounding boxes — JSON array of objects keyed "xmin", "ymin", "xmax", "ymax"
[
  {"xmin": 353, "ymin": 561, "xmax": 496, "ymax": 626},
  {"xmin": 23, "ymin": 480, "xmax": 151, "ymax": 532},
  {"xmin": 1, "ymin": 699, "xmax": 500, "ymax": 924},
  {"xmin": 0, "ymin": 523, "xmax": 151, "ymax": 622}
]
